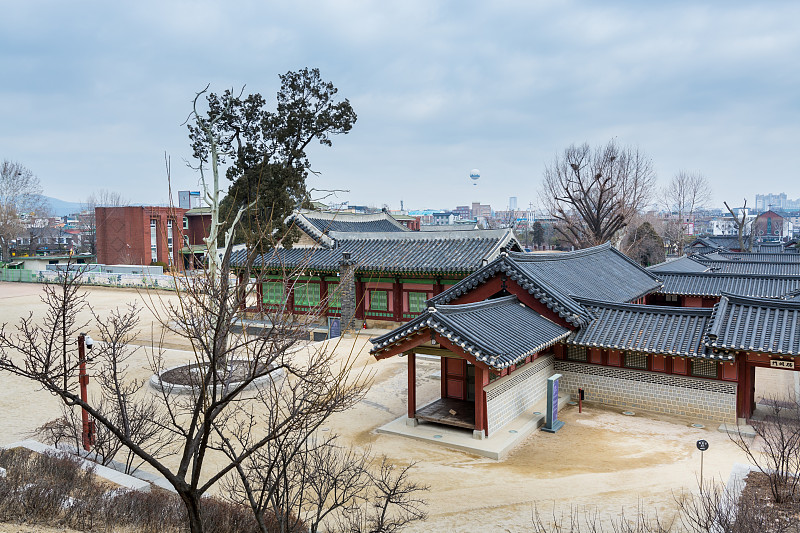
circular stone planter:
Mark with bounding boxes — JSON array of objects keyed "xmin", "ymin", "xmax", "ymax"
[{"xmin": 149, "ymin": 360, "xmax": 283, "ymax": 395}]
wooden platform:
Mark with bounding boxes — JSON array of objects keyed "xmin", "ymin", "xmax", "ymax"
[{"xmin": 415, "ymin": 398, "xmax": 475, "ymax": 429}]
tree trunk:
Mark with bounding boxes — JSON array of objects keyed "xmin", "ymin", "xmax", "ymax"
[{"xmin": 179, "ymin": 490, "xmax": 204, "ymax": 533}]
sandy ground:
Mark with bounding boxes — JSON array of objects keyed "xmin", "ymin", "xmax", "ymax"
[{"xmin": 0, "ymin": 282, "xmax": 758, "ymax": 532}]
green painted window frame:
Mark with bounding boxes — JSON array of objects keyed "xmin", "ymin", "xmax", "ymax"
[
  {"xmin": 407, "ymin": 291, "xmax": 427, "ymax": 313},
  {"xmin": 370, "ymin": 290, "xmax": 388, "ymax": 312},
  {"xmin": 294, "ymin": 283, "xmax": 320, "ymax": 307},
  {"xmin": 263, "ymin": 282, "xmax": 284, "ymax": 304},
  {"xmin": 327, "ymin": 284, "xmax": 341, "ymax": 308}
]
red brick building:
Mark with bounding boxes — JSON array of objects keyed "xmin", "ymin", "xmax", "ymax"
[{"xmin": 95, "ymin": 206, "xmax": 211, "ymax": 270}]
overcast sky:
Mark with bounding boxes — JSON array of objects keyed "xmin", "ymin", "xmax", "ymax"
[{"xmin": 2, "ymin": 1, "xmax": 799, "ymax": 212}]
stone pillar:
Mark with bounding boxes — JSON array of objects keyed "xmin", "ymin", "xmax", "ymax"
[{"xmin": 339, "ymin": 252, "xmax": 357, "ymax": 332}]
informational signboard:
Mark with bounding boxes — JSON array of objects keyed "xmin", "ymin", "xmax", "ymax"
[
  {"xmin": 542, "ymin": 374, "xmax": 564, "ymax": 433},
  {"xmin": 771, "ymin": 359, "xmax": 795, "ymax": 369},
  {"xmin": 328, "ymin": 317, "xmax": 341, "ymax": 339}
]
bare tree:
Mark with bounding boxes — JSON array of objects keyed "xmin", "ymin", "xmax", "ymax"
[
  {"xmin": 0, "ymin": 160, "xmax": 49, "ymax": 261},
  {"xmin": 0, "ymin": 86, "xmax": 424, "ymax": 533},
  {"xmin": 675, "ymin": 478, "xmax": 796, "ymax": 533},
  {"xmin": 723, "ymin": 200, "xmax": 753, "ymax": 252},
  {"xmin": 728, "ymin": 395, "xmax": 800, "ymax": 504},
  {"xmin": 541, "ymin": 140, "xmax": 656, "ymax": 248},
  {"xmin": 660, "ymin": 172, "xmax": 712, "ymax": 253}
]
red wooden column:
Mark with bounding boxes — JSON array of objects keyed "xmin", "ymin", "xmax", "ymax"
[
  {"xmin": 237, "ymin": 272, "xmax": 247, "ymax": 311},
  {"xmin": 393, "ymin": 278, "xmax": 403, "ymax": 322},
  {"xmin": 256, "ymin": 280, "xmax": 264, "ymax": 312},
  {"xmin": 736, "ymin": 354, "xmax": 751, "ymax": 419},
  {"xmin": 474, "ymin": 365, "xmax": 490, "ymax": 437},
  {"xmin": 355, "ymin": 277, "xmax": 365, "ymax": 320},
  {"xmin": 320, "ymin": 278, "xmax": 328, "ymax": 317},
  {"xmin": 408, "ymin": 352, "xmax": 417, "ymax": 419}
]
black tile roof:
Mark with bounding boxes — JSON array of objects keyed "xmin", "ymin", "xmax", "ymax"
[
  {"xmin": 286, "ymin": 210, "xmax": 408, "ymax": 247},
  {"xmin": 656, "ymin": 272, "xmax": 800, "ymax": 298},
  {"xmin": 430, "ymin": 243, "xmax": 662, "ymax": 326},
  {"xmin": 756, "ymin": 243, "xmax": 786, "ymax": 253},
  {"xmin": 567, "ymin": 298, "xmax": 718, "ymax": 358},
  {"xmin": 688, "ymin": 235, "xmax": 751, "ymax": 251},
  {"xmin": 706, "ymin": 294, "xmax": 800, "ymax": 356},
  {"xmin": 715, "ymin": 252, "xmax": 800, "ymax": 263},
  {"xmin": 692, "ymin": 260, "xmax": 800, "ymax": 276},
  {"xmin": 370, "ymin": 295, "xmax": 570, "ymax": 369},
  {"xmin": 231, "ymin": 229, "xmax": 519, "ymax": 275},
  {"xmin": 648, "ymin": 257, "xmax": 709, "ymax": 273}
]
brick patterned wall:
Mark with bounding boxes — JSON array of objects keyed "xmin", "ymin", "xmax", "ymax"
[
  {"xmin": 485, "ymin": 355, "xmax": 554, "ymax": 434},
  {"xmin": 339, "ymin": 257, "xmax": 356, "ymax": 332},
  {"xmin": 555, "ymin": 361, "xmax": 737, "ymax": 423}
]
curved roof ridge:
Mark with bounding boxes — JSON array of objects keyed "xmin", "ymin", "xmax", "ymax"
[
  {"xmin": 508, "ymin": 242, "xmax": 612, "ymax": 261},
  {"xmin": 655, "ymin": 271, "xmax": 800, "ymax": 281},
  {"xmin": 330, "ymin": 228, "xmax": 513, "ymax": 241},
  {"xmin": 573, "ymin": 296, "xmax": 715, "ymax": 316},
  {"xmin": 718, "ymin": 291, "xmax": 800, "ymax": 309},
  {"xmin": 435, "ymin": 295, "xmax": 520, "ymax": 314},
  {"xmin": 295, "ymin": 209, "xmax": 405, "ymax": 225}
]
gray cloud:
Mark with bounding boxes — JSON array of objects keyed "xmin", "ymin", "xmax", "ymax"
[{"xmin": 1, "ymin": 1, "xmax": 798, "ymax": 211}]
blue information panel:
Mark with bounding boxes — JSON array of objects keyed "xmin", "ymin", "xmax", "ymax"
[
  {"xmin": 542, "ymin": 374, "xmax": 564, "ymax": 433},
  {"xmin": 328, "ymin": 318, "xmax": 341, "ymax": 339}
]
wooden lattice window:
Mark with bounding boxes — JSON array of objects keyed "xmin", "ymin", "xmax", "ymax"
[
  {"xmin": 327, "ymin": 284, "xmax": 340, "ymax": 308},
  {"xmin": 624, "ymin": 352, "xmax": 648, "ymax": 370},
  {"xmin": 691, "ymin": 359, "xmax": 718, "ymax": 379},
  {"xmin": 370, "ymin": 290, "xmax": 388, "ymax": 311},
  {"xmin": 294, "ymin": 283, "xmax": 320, "ymax": 307},
  {"xmin": 263, "ymin": 282, "xmax": 284, "ymax": 304},
  {"xmin": 566, "ymin": 345, "xmax": 588, "ymax": 362},
  {"xmin": 408, "ymin": 292, "xmax": 427, "ymax": 313}
]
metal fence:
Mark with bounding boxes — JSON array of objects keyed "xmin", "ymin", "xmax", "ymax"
[{"xmin": 0, "ymin": 269, "xmax": 178, "ymax": 290}]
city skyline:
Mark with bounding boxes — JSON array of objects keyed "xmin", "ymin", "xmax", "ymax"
[{"xmin": 2, "ymin": 2, "xmax": 799, "ymax": 211}]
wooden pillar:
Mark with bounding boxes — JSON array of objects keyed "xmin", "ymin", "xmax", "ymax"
[
  {"xmin": 736, "ymin": 355, "xmax": 750, "ymax": 419},
  {"xmin": 237, "ymin": 271, "xmax": 247, "ymax": 311},
  {"xmin": 320, "ymin": 278, "xmax": 329, "ymax": 317},
  {"xmin": 256, "ymin": 280, "xmax": 264, "ymax": 313},
  {"xmin": 433, "ymin": 279, "xmax": 444, "ymax": 296},
  {"xmin": 287, "ymin": 280, "xmax": 295, "ymax": 314},
  {"xmin": 393, "ymin": 278, "xmax": 403, "ymax": 322},
  {"xmin": 355, "ymin": 277, "xmax": 365, "ymax": 320},
  {"xmin": 408, "ymin": 352, "xmax": 416, "ymax": 419},
  {"xmin": 440, "ymin": 355, "xmax": 447, "ymax": 398},
  {"xmin": 474, "ymin": 365, "xmax": 489, "ymax": 436}
]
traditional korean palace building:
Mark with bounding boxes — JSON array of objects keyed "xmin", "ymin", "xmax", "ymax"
[
  {"xmin": 230, "ymin": 210, "xmax": 520, "ymax": 327},
  {"xmin": 369, "ymin": 243, "xmax": 800, "ymax": 438}
]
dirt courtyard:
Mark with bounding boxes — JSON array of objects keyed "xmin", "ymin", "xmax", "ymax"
[{"xmin": 0, "ymin": 282, "xmax": 752, "ymax": 532}]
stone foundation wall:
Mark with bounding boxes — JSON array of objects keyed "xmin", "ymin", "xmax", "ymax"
[
  {"xmin": 485, "ymin": 355, "xmax": 554, "ymax": 434},
  {"xmin": 554, "ymin": 361, "xmax": 737, "ymax": 423}
]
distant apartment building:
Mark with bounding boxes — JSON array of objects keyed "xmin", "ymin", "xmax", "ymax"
[
  {"xmin": 178, "ymin": 190, "xmax": 203, "ymax": 209},
  {"xmin": 432, "ymin": 212, "xmax": 455, "ymax": 225},
  {"xmin": 454, "ymin": 205, "xmax": 471, "ymax": 220},
  {"xmin": 95, "ymin": 206, "xmax": 211, "ymax": 270},
  {"xmin": 471, "ymin": 202, "xmax": 492, "ymax": 220},
  {"xmin": 508, "ymin": 196, "xmax": 518, "ymax": 211},
  {"xmin": 755, "ymin": 193, "xmax": 800, "ymax": 212}
]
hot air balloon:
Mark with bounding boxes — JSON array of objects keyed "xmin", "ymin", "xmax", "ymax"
[{"xmin": 470, "ymin": 169, "xmax": 480, "ymax": 186}]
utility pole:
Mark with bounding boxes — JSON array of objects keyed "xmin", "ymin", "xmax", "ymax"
[{"xmin": 77, "ymin": 333, "xmax": 93, "ymax": 451}]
